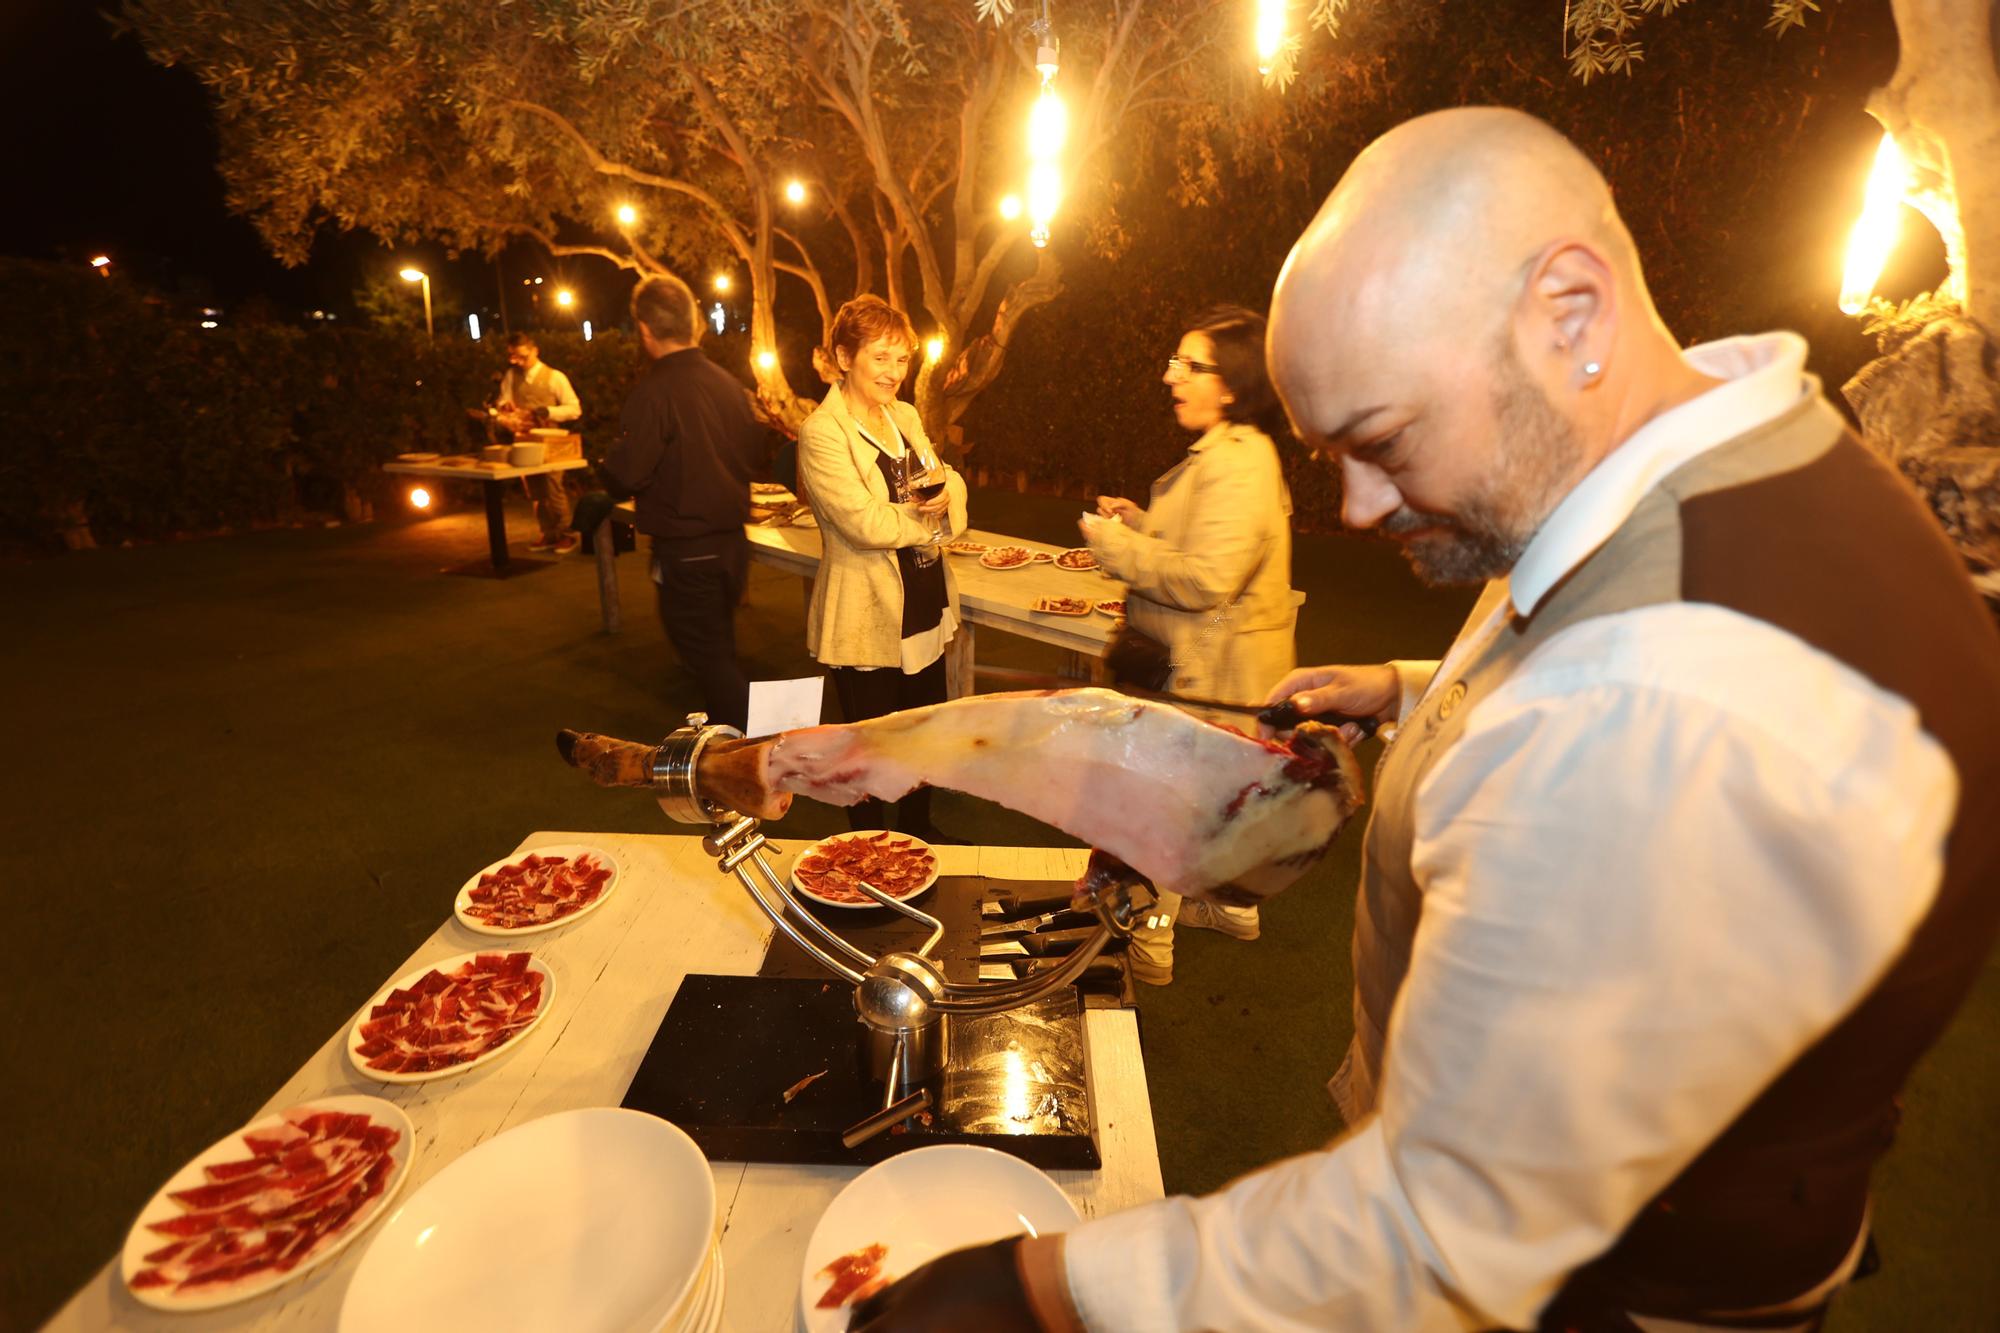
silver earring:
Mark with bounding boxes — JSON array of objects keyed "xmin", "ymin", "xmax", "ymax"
[{"xmin": 1583, "ymin": 361, "xmax": 1601, "ymax": 378}]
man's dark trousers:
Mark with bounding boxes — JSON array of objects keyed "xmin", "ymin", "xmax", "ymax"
[{"xmin": 653, "ymin": 530, "xmax": 751, "ymax": 731}]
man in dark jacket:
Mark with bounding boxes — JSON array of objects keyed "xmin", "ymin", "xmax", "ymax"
[{"xmin": 602, "ymin": 273, "xmax": 776, "ymax": 730}]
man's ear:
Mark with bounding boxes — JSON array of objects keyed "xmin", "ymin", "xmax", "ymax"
[{"xmin": 1518, "ymin": 239, "xmax": 1615, "ymax": 379}]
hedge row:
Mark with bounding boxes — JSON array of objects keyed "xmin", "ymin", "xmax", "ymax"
[{"xmin": 0, "ymin": 260, "xmax": 772, "ymax": 551}]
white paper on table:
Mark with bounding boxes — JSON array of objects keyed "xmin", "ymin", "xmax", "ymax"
[{"xmin": 745, "ymin": 676, "xmax": 826, "ymax": 738}]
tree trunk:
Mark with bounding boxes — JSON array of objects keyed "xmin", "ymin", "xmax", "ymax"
[{"xmin": 1843, "ymin": 0, "xmax": 2000, "ymax": 597}]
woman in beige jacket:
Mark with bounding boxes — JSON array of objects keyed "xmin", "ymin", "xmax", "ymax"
[
  {"xmin": 1082, "ymin": 304, "xmax": 1297, "ymax": 983},
  {"xmin": 798, "ymin": 296, "xmax": 969, "ymax": 840}
]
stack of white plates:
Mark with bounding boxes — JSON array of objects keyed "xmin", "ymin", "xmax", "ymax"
[
  {"xmin": 339, "ymin": 1108, "xmax": 719, "ymax": 1332},
  {"xmin": 665, "ymin": 1231, "xmax": 726, "ymax": 1333}
]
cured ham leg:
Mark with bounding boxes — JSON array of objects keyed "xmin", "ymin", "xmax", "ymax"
[{"xmin": 561, "ymin": 689, "xmax": 1364, "ymax": 903}]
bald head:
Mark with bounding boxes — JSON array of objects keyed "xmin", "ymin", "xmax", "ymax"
[
  {"xmin": 1272, "ymin": 109, "xmax": 1644, "ymax": 399},
  {"xmin": 1266, "ymin": 109, "xmax": 1710, "ymax": 582}
]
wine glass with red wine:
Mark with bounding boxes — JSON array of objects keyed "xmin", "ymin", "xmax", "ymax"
[{"xmin": 909, "ymin": 457, "xmax": 949, "ymax": 545}]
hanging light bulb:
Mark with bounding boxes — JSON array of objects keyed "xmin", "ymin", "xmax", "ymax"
[
  {"xmin": 1022, "ymin": 0, "xmax": 1064, "ymax": 250},
  {"xmin": 1255, "ymin": 0, "xmax": 1286, "ymax": 76}
]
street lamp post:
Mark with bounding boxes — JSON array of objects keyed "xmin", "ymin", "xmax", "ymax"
[{"xmin": 399, "ymin": 267, "xmax": 433, "ymax": 340}]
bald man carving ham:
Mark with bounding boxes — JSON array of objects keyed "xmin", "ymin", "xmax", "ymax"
[{"xmin": 847, "ymin": 109, "xmax": 2000, "ymax": 1333}]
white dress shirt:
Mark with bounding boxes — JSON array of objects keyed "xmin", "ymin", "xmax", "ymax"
[
  {"xmin": 499, "ymin": 361, "xmax": 581, "ymax": 423},
  {"xmin": 1061, "ymin": 334, "xmax": 1957, "ymax": 1330}
]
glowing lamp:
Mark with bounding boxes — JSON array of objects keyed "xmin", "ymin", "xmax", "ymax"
[
  {"xmin": 1840, "ymin": 134, "xmax": 1909, "ymax": 316},
  {"xmin": 90, "ymin": 255, "xmax": 111, "ymax": 269},
  {"xmin": 925, "ymin": 335, "xmax": 946, "ymax": 362},
  {"xmin": 399, "ymin": 268, "xmax": 425, "ymax": 283},
  {"xmin": 1255, "ymin": 0, "xmax": 1285, "ymax": 74},
  {"xmin": 555, "ymin": 288, "xmax": 575, "ymax": 309},
  {"xmin": 615, "ymin": 203, "xmax": 638, "ymax": 227},
  {"xmin": 1027, "ymin": 88, "xmax": 1068, "ymax": 158},
  {"xmin": 409, "ymin": 487, "xmax": 432, "ymax": 510},
  {"xmin": 756, "ymin": 349, "xmax": 777, "ymax": 371},
  {"xmin": 784, "ymin": 179, "xmax": 807, "ymax": 205},
  {"xmin": 999, "ymin": 194, "xmax": 1023, "ymax": 221},
  {"xmin": 713, "ymin": 273, "xmax": 733, "ymax": 295},
  {"xmin": 468, "ymin": 313, "xmax": 481, "ymax": 341}
]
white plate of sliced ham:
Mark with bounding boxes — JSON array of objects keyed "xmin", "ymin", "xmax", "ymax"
[
  {"xmin": 121, "ymin": 1096, "xmax": 412, "ymax": 1312},
  {"xmin": 789, "ymin": 831, "xmax": 939, "ymax": 909},
  {"xmin": 798, "ymin": 1145, "xmax": 1079, "ymax": 1330},
  {"xmin": 453, "ymin": 844, "xmax": 621, "ymax": 936},
  {"xmin": 347, "ymin": 950, "xmax": 554, "ymax": 1084}
]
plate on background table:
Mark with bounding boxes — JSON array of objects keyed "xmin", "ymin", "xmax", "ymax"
[
  {"xmin": 979, "ymin": 545, "xmax": 1032, "ymax": 570},
  {"xmin": 1053, "ymin": 548, "xmax": 1098, "ymax": 571},
  {"xmin": 454, "ymin": 844, "xmax": 621, "ymax": 935},
  {"xmin": 339, "ymin": 1108, "xmax": 716, "ymax": 1333},
  {"xmin": 1094, "ymin": 598, "xmax": 1126, "ymax": 617},
  {"xmin": 797, "ymin": 1145, "xmax": 1079, "ymax": 1330},
  {"xmin": 944, "ymin": 539, "xmax": 989, "ymax": 556},
  {"xmin": 789, "ymin": 831, "xmax": 939, "ymax": 908},
  {"xmin": 1032, "ymin": 596, "xmax": 1093, "ymax": 617},
  {"xmin": 347, "ymin": 950, "xmax": 554, "ymax": 1084},
  {"xmin": 121, "ymin": 1096, "xmax": 413, "ymax": 1312},
  {"xmin": 1029, "ymin": 550, "xmax": 1055, "ymax": 563}
]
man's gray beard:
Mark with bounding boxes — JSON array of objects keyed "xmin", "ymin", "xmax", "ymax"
[{"xmin": 1384, "ymin": 352, "xmax": 1584, "ymax": 587}]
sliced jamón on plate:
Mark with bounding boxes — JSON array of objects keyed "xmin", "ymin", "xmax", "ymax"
[
  {"xmin": 978, "ymin": 546, "xmax": 1032, "ymax": 569},
  {"xmin": 1032, "ymin": 596, "xmax": 1093, "ymax": 616},
  {"xmin": 1094, "ymin": 599, "xmax": 1126, "ymax": 617},
  {"xmin": 348, "ymin": 950, "xmax": 554, "ymax": 1083},
  {"xmin": 944, "ymin": 539, "xmax": 989, "ymax": 555},
  {"xmin": 121, "ymin": 1096, "xmax": 412, "ymax": 1311},
  {"xmin": 790, "ymin": 831, "xmax": 939, "ymax": 908},
  {"xmin": 455, "ymin": 845, "xmax": 620, "ymax": 935},
  {"xmin": 1053, "ymin": 548, "xmax": 1098, "ymax": 571}
]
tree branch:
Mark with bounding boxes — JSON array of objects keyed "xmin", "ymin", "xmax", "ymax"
[{"xmin": 497, "ymin": 98, "xmax": 753, "ymax": 261}]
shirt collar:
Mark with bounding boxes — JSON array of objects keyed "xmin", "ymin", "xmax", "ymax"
[
  {"xmin": 1186, "ymin": 421, "xmax": 1235, "ymax": 455},
  {"xmin": 1509, "ymin": 332, "xmax": 1813, "ymax": 616}
]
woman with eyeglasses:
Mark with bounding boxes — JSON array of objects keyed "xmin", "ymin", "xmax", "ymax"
[
  {"xmin": 798, "ymin": 295, "xmax": 968, "ymax": 842},
  {"xmin": 1080, "ymin": 304, "xmax": 1298, "ymax": 985}
]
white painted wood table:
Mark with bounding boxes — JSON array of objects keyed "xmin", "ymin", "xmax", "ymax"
[
  {"xmin": 384, "ymin": 457, "xmax": 590, "ymax": 577},
  {"xmin": 595, "ymin": 502, "xmax": 1126, "ymax": 690},
  {"xmin": 45, "ymin": 836, "xmax": 1162, "ymax": 1332}
]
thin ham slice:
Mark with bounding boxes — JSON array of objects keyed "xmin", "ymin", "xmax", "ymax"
[{"xmin": 700, "ymin": 689, "xmax": 1364, "ymax": 904}]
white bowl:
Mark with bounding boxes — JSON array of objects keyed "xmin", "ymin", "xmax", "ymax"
[
  {"xmin": 339, "ymin": 1108, "xmax": 715, "ymax": 1333},
  {"xmin": 507, "ymin": 442, "xmax": 546, "ymax": 467}
]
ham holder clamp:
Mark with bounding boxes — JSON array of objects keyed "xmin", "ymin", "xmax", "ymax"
[
  {"xmin": 555, "ymin": 714, "xmax": 1147, "ymax": 1158},
  {"xmin": 558, "ymin": 690, "xmax": 1364, "ymax": 1165}
]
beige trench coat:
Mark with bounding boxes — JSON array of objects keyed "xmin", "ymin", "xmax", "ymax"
[
  {"xmin": 798, "ymin": 387, "xmax": 969, "ymax": 669},
  {"xmin": 1088, "ymin": 421, "xmax": 1296, "ymax": 706}
]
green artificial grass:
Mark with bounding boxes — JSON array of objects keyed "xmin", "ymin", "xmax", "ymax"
[{"xmin": 3, "ymin": 488, "xmax": 1992, "ymax": 1329}]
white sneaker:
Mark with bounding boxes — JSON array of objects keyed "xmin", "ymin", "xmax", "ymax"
[{"xmin": 1178, "ymin": 899, "xmax": 1260, "ymax": 941}]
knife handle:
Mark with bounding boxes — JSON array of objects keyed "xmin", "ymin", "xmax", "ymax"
[
  {"xmin": 988, "ymin": 885, "xmax": 1085, "ymax": 917},
  {"xmin": 1255, "ymin": 701, "xmax": 1379, "ymax": 740}
]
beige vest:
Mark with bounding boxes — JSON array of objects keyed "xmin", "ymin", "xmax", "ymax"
[{"xmin": 1334, "ymin": 394, "xmax": 1847, "ymax": 1123}]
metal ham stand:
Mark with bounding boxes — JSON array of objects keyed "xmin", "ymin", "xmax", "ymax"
[{"xmin": 635, "ymin": 713, "xmax": 1150, "ymax": 1151}]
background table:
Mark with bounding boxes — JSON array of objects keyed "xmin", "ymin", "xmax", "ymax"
[
  {"xmin": 596, "ymin": 503, "xmax": 1127, "ymax": 692},
  {"xmin": 45, "ymin": 837, "xmax": 1162, "ymax": 1332},
  {"xmin": 385, "ymin": 457, "xmax": 590, "ymax": 577}
]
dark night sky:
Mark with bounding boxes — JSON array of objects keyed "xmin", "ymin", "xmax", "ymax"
[
  {"xmin": 0, "ymin": 1, "xmax": 608, "ymax": 329},
  {"xmin": 0, "ymin": 1, "xmax": 333, "ymax": 306}
]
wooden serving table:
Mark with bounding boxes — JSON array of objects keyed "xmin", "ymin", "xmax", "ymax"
[
  {"xmin": 45, "ymin": 838, "xmax": 1162, "ymax": 1332},
  {"xmin": 384, "ymin": 457, "xmax": 591, "ymax": 577},
  {"xmin": 596, "ymin": 502, "xmax": 1126, "ymax": 690}
]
